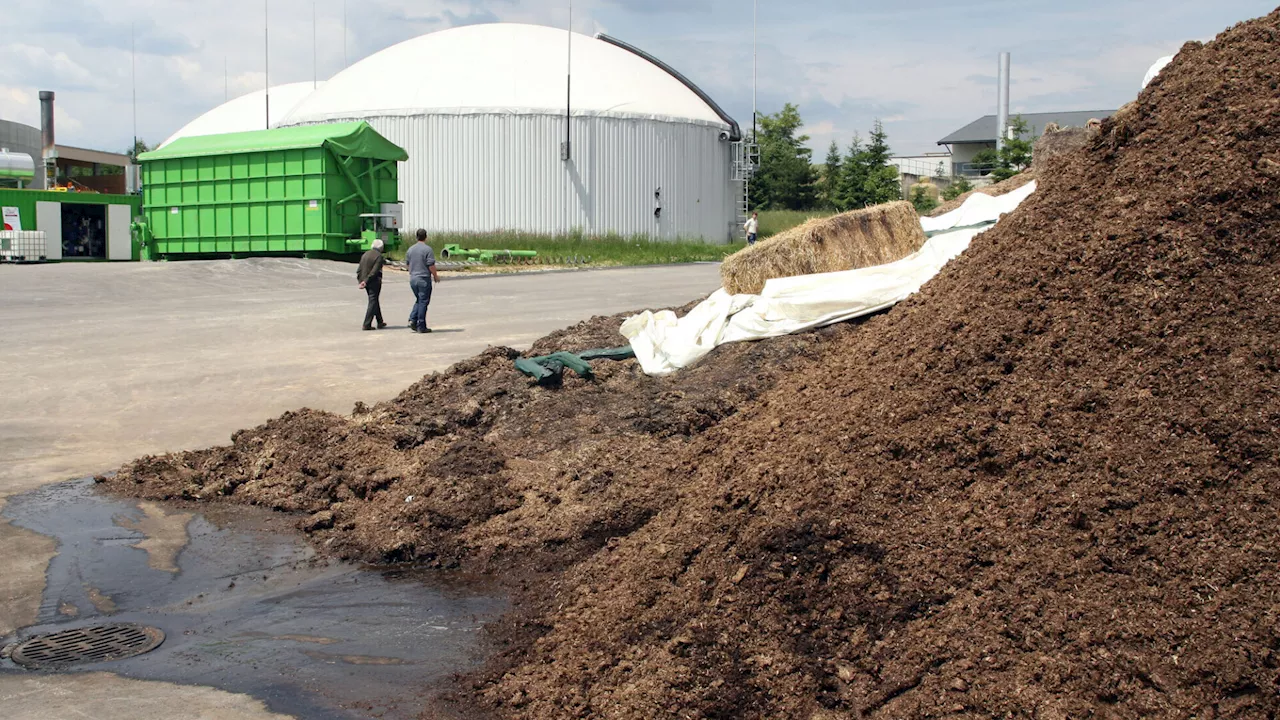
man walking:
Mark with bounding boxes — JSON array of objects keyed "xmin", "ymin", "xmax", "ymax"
[
  {"xmin": 745, "ymin": 212, "xmax": 759, "ymax": 245},
  {"xmin": 404, "ymin": 228, "xmax": 440, "ymax": 333},
  {"xmin": 357, "ymin": 238, "xmax": 387, "ymax": 331}
]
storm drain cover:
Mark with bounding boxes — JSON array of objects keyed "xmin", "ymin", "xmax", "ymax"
[{"xmin": 10, "ymin": 623, "xmax": 165, "ymax": 669}]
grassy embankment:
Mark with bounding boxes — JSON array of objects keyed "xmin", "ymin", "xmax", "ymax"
[
  {"xmin": 756, "ymin": 209, "xmax": 836, "ymax": 238},
  {"xmin": 389, "ymin": 231, "xmax": 746, "ymax": 266},
  {"xmin": 386, "ymin": 213, "xmax": 831, "ymax": 268}
]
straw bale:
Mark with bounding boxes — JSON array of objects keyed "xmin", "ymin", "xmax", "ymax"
[{"xmin": 721, "ymin": 201, "xmax": 925, "ymax": 296}]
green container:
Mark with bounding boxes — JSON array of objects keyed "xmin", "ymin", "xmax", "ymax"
[
  {"xmin": 0, "ymin": 188, "xmax": 142, "ymax": 234},
  {"xmin": 138, "ymin": 122, "xmax": 407, "ymax": 257}
]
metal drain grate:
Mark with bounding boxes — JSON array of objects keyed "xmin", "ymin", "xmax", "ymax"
[{"xmin": 10, "ymin": 623, "xmax": 165, "ymax": 669}]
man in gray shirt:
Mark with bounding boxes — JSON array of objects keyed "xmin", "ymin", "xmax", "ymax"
[{"xmin": 404, "ymin": 228, "xmax": 440, "ymax": 333}]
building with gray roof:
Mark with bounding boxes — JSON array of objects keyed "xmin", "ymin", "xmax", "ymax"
[{"xmin": 938, "ymin": 109, "xmax": 1115, "ymax": 179}]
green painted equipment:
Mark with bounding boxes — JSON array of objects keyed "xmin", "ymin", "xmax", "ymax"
[
  {"xmin": 137, "ymin": 122, "xmax": 407, "ymax": 258},
  {"xmin": 440, "ymin": 243, "xmax": 538, "ymax": 264}
]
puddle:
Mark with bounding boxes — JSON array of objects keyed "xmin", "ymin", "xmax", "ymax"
[{"xmin": 0, "ymin": 479, "xmax": 506, "ymax": 719}]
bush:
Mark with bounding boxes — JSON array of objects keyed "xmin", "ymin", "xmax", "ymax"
[
  {"xmin": 942, "ymin": 176, "xmax": 973, "ymax": 201},
  {"xmin": 911, "ymin": 185, "xmax": 939, "ymax": 214}
]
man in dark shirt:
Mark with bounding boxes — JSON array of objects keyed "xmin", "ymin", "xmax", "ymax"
[
  {"xmin": 404, "ymin": 228, "xmax": 440, "ymax": 333},
  {"xmin": 356, "ymin": 239, "xmax": 387, "ymax": 331}
]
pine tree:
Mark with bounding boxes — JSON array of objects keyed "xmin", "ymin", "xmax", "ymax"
[
  {"xmin": 860, "ymin": 120, "xmax": 901, "ymax": 205},
  {"xmin": 819, "ymin": 141, "xmax": 842, "ymax": 210},
  {"xmin": 991, "ymin": 115, "xmax": 1032, "ymax": 182},
  {"xmin": 836, "ymin": 133, "xmax": 867, "ymax": 211}
]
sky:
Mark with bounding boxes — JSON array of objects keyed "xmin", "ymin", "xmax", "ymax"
[{"xmin": 1, "ymin": 1, "xmax": 1275, "ymax": 158}]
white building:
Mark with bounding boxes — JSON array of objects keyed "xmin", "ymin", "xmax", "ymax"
[{"xmin": 278, "ymin": 23, "xmax": 743, "ymax": 242}]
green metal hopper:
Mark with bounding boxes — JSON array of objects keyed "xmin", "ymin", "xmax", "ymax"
[{"xmin": 137, "ymin": 122, "xmax": 407, "ymax": 258}]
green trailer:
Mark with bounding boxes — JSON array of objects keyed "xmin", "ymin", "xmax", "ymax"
[{"xmin": 137, "ymin": 122, "xmax": 407, "ymax": 258}]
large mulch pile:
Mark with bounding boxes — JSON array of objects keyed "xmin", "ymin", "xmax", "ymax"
[
  {"xmin": 107, "ymin": 307, "xmax": 858, "ymax": 576},
  {"xmin": 107, "ymin": 10, "xmax": 1280, "ymax": 719}
]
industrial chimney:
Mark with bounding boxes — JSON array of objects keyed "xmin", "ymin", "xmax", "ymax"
[
  {"xmin": 39, "ymin": 90, "xmax": 56, "ymax": 189},
  {"xmin": 996, "ymin": 53, "xmax": 1010, "ymax": 151}
]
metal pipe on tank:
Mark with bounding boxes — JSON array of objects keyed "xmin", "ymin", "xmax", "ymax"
[{"xmin": 996, "ymin": 52, "xmax": 1010, "ymax": 151}]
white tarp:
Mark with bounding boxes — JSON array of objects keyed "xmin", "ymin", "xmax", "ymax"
[{"xmin": 622, "ymin": 181, "xmax": 1037, "ymax": 376}]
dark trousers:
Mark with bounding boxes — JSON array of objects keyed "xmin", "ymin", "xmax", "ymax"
[
  {"xmin": 408, "ymin": 276, "xmax": 432, "ymax": 330},
  {"xmin": 363, "ymin": 277, "xmax": 384, "ymax": 329}
]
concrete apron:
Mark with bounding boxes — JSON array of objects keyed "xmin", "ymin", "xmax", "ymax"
[{"xmin": 0, "ymin": 479, "xmax": 505, "ymax": 719}]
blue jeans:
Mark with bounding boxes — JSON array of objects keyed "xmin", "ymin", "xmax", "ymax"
[{"xmin": 408, "ymin": 276, "xmax": 432, "ymax": 329}]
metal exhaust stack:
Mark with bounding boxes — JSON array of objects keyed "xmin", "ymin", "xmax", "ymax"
[
  {"xmin": 39, "ymin": 90, "xmax": 56, "ymax": 189},
  {"xmin": 996, "ymin": 53, "xmax": 1010, "ymax": 151}
]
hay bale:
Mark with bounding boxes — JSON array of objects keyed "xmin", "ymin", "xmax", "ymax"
[{"xmin": 721, "ymin": 201, "xmax": 925, "ymax": 296}]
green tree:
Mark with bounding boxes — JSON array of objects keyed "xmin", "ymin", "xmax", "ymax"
[
  {"xmin": 942, "ymin": 175, "xmax": 973, "ymax": 201},
  {"xmin": 748, "ymin": 104, "xmax": 817, "ymax": 211},
  {"xmin": 990, "ymin": 115, "xmax": 1032, "ymax": 182},
  {"xmin": 859, "ymin": 120, "xmax": 900, "ymax": 205},
  {"xmin": 971, "ymin": 148, "xmax": 999, "ymax": 176},
  {"xmin": 818, "ymin": 140, "xmax": 842, "ymax": 210},
  {"xmin": 126, "ymin": 139, "xmax": 152, "ymax": 163},
  {"xmin": 835, "ymin": 132, "xmax": 867, "ymax": 211},
  {"xmin": 910, "ymin": 184, "xmax": 938, "ymax": 214}
]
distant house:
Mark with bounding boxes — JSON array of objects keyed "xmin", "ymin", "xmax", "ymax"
[{"xmin": 938, "ymin": 109, "xmax": 1115, "ymax": 178}]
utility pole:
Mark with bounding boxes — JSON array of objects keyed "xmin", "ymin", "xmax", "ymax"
[
  {"xmin": 752, "ymin": 0, "xmax": 758, "ymax": 140},
  {"xmin": 131, "ymin": 23, "xmax": 137, "ymax": 159},
  {"xmin": 312, "ymin": 1, "xmax": 317, "ymax": 88}
]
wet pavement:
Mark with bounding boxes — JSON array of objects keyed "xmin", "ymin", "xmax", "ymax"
[{"xmin": 0, "ymin": 480, "xmax": 506, "ymax": 719}]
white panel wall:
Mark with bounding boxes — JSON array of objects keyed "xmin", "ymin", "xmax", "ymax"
[
  {"xmin": 360, "ymin": 114, "xmax": 735, "ymax": 243},
  {"xmin": 35, "ymin": 201, "xmax": 61, "ymax": 260},
  {"xmin": 107, "ymin": 204, "xmax": 132, "ymax": 260}
]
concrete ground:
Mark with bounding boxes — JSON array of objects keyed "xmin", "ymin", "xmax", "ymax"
[{"xmin": 0, "ymin": 258, "xmax": 721, "ymax": 718}]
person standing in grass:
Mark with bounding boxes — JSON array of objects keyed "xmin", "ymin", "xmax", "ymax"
[
  {"xmin": 405, "ymin": 228, "xmax": 440, "ymax": 333},
  {"xmin": 357, "ymin": 238, "xmax": 387, "ymax": 331},
  {"xmin": 745, "ymin": 212, "xmax": 759, "ymax": 245}
]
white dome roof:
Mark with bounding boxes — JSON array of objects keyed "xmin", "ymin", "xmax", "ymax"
[
  {"xmin": 282, "ymin": 23, "xmax": 728, "ymax": 128},
  {"xmin": 160, "ymin": 82, "xmax": 322, "ymax": 147}
]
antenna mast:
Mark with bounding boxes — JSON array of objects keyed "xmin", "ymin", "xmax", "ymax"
[
  {"xmin": 564, "ymin": 0, "xmax": 572, "ymax": 162},
  {"xmin": 752, "ymin": 0, "xmax": 758, "ymax": 139},
  {"xmin": 264, "ymin": 0, "xmax": 270, "ymax": 129}
]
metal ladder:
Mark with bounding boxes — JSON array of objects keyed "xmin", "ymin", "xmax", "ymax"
[{"xmin": 730, "ymin": 141, "xmax": 759, "ymax": 240}]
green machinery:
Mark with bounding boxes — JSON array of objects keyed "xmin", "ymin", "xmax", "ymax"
[
  {"xmin": 440, "ymin": 243, "xmax": 538, "ymax": 264},
  {"xmin": 136, "ymin": 122, "xmax": 407, "ymax": 258}
]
